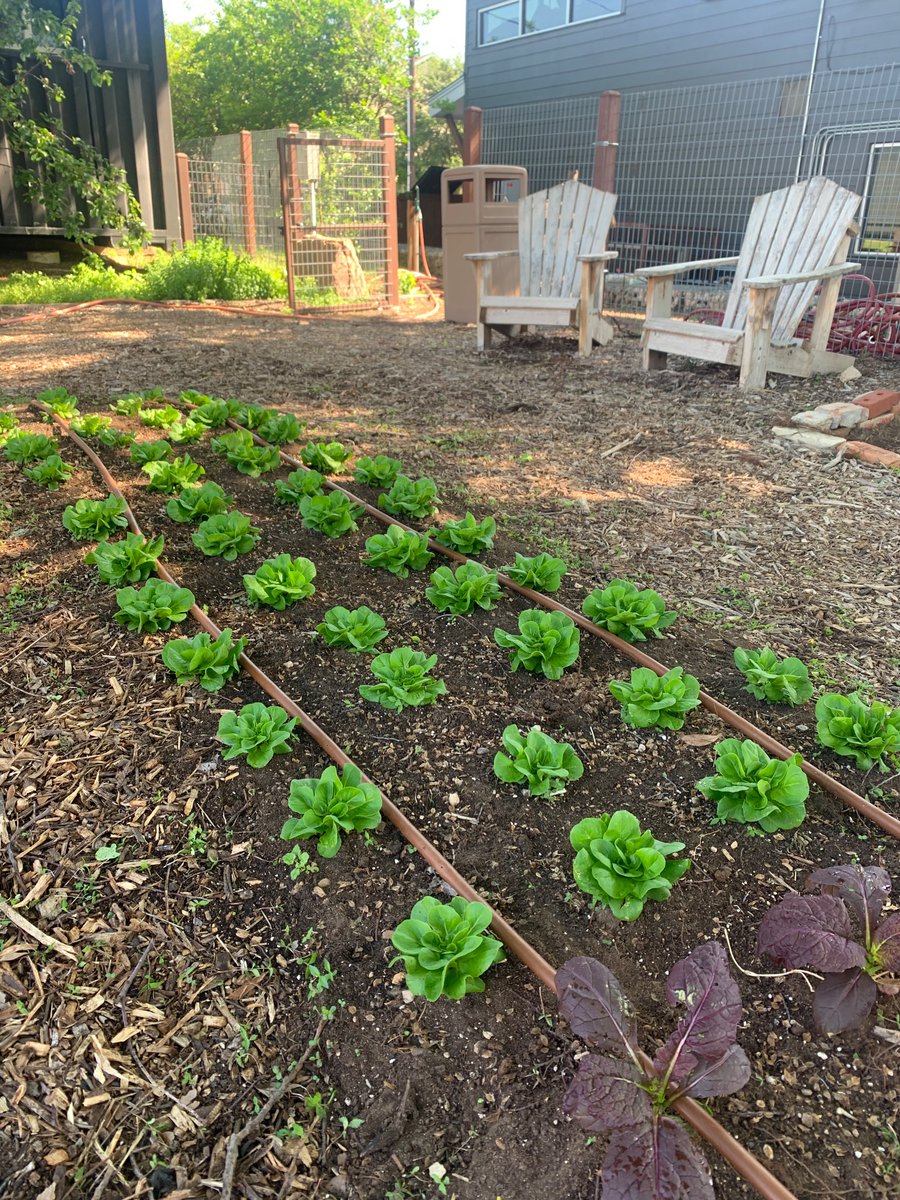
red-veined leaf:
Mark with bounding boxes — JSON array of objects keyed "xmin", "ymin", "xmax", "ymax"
[
  {"xmin": 873, "ymin": 912, "xmax": 900, "ymax": 973},
  {"xmin": 806, "ymin": 864, "xmax": 891, "ymax": 928},
  {"xmin": 562, "ymin": 1054, "xmax": 652, "ymax": 1132},
  {"xmin": 757, "ymin": 894, "xmax": 867, "ymax": 973},
  {"xmin": 602, "ymin": 1115, "xmax": 715, "ymax": 1200},
  {"xmin": 556, "ymin": 956, "xmax": 636, "ymax": 1052},
  {"xmin": 813, "ymin": 968, "xmax": 878, "ymax": 1033},
  {"xmin": 681, "ymin": 1043, "xmax": 751, "ymax": 1098}
]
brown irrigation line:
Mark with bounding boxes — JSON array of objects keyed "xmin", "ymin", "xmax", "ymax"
[{"xmin": 48, "ymin": 412, "xmax": 801, "ymax": 1200}]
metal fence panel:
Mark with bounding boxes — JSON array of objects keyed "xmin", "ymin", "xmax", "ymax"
[
  {"xmin": 482, "ymin": 96, "xmax": 598, "ymax": 192},
  {"xmin": 186, "ymin": 156, "xmax": 283, "ymax": 254}
]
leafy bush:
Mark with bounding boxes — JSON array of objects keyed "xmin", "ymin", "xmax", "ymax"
[
  {"xmin": 570, "ymin": 810, "xmax": 690, "ymax": 920},
  {"xmin": 274, "ymin": 468, "xmax": 326, "ymax": 506},
  {"xmin": 582, "ymin": 580, "xmax": 677, "ymax": 642},
  {"xmin": 316, "ymin": 605, "xmax": 387, "ymax": 652},
  {"xmin": 140, "ymin": 404, "xmax": 182, "ymax": 429},
  {"xmin": 281, "ymin": 763, "xmax": 382, "ymax": 858},
  {"xmin": 161, "ymin": 628, "xmax": 245, "ymax": 691},
  {"xmin": 86, "ymin": 532, "xmax": 164, "ymax": 586},
  {"xmin": 143, "ymin": 237, "xmax": 286, "ymax": 301},
  {"xmin": 391, "ymin": 896, "xmax": 506, "ymax": 1001},
  {"xmin": 190, "ymin": 397, "xmax": 237, "ymax": 428},
  {"xmin": 0, "ymin": 261, "xmax": 142, "ymax": 305},
  {"xmin": 192, "ymin": 512, "xmax": 261, "ymax": 560},
  {"xmin": 301, "ymin": 440, "xmax": 352, "ymax": 474},
  {"xmin": 501, "ymin": 551, "xmax": 567, "ymax": 593},
  {"xmin": 142, "ymin": 455, "xmax": 205, "ymax": 493},
  {"xmin": 98, "ymin": 428, "xmax": 135, "ymax": 449},
  {"xmin": 734, "ymin": 647, "xmax": 813, "ymax": 705},
  {"xmin": 23, "ymin": 454, "xmax": 72, "ymax": 490},
  {"xmin": 362, "ymin": 525, "xmax": 433, "ymax": 577},
  {"xmin": 38, "ymin": 386, "xmax": 79, "ymax": 419},
  {"xmin": 299, "ymin": 491, "xmax": 363, "ymax": 537},
  {"xmin": 70, "ymin": 414, "xmax": 112, "ymax": 438},
  {"xmin": 130, "ymin": 439, "xmax": 172, "ymax": 466},
  {"xmin": 166, "ymin": 481, "xmax": 233, "ymax": 523},
  {"xmin": 243, "ymin": 554, "xmax": 317, "ymax": 609},
  {"xmin": 168, "ymin": 418, "xmax": 207, "ymax": 446},
  {"xmin": 354, "ymin": 454, "xmax": 402, "ymax": 488},
  {"xmin": 216, "ymin": 702, "xmax": 297, "ymax": 768},
  {"xmin": 378, "ymin": 474, "xmax": 439, "ymax": 519},
  {"xmin": 110, "ymin": 393, "xmax": 145, "ymax": 416},
  {"xmin": 256, "ymin": 412, "xmax": 303, "ymax": 445},
  {"xmin": 62, "ymin": 496, "xmax": 128, "ymax": 540},
  {"xmin": 494, "ymin": 610, "xmax": 580, "ymax": 680},
  {"xmin": 493, "ymin": 724, "xmax": 583, "ymax": 798},
  {"xmin": 608, "ymin": 665, "xmax": 701, "ymax": 731},
  {"xmin": 425, "ymin": 562, "xmax": 502, "ymax": 616},
  {"xmin": 815, "ymin": 692, "xmax": 900, "ymax": 772},
  {"xmin": 114, "ymin": 579, "xmax": 195, "ymax": 632},
  {"xmin": 359, "ymin": 647, "xmax": 447, "ymax": 711},
  {"xmin": 430, "ymin": 513, "xmax": 496, "ymax": 555},
  {"xmin": 697, "ymin": 738, "xmax": 809, "ymax": 831},
  {"xmin": 758, "ymin": 862, "xmax": 900, "ymax": 1033},
  {"xmin": 6, "ymin": 433, "xmax": 57, "ymax": 463}
]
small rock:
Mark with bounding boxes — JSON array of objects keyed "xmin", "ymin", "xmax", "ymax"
[
  {"xmin": 839, "ymin": 365, "xmax": 862, "ymax": 383},
  {"xmin": 324, "ymin": 1173, "xmax": 351, "ymax": 1199}
]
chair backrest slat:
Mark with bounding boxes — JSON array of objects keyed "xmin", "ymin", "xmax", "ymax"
[{"xmin": 518, "ymin": 180, "xmax": 617, "ymax": 298}]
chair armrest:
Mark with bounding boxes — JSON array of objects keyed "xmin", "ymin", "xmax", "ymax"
[
  {"xmin": 577, "ymin": 251, "xmax": 618, "ymax": 263},
  {"xmin": 464, "ymin": 250, "xmax": 520, "ymax": 261},
  {"xmin": 742, "ymin": 262, "xmax": 861, "ymax": 289},
  {"xmin": 637, "ymin": 256, "xmax": 739, "ymax": 278}
]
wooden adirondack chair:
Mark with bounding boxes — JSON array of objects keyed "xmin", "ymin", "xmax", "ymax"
[
  {"xmin": 465, "ymin": 180, "xmax": 618, "ymax": 355},
  {"xmin": 637, "ymin": 177, "xmax": 862, "ymax": 390}
]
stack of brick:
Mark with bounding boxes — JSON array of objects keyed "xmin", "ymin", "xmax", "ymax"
[{"xmin": 773, "ymin": 389, "xmax": 900, "ymax": 466}]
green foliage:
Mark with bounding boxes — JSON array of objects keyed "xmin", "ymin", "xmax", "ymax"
[
  {"xmin": 501, "ymin": 551, "xmax": 567, "ymax": 593},
  {"xmin": 391, "ymin": 896, "xmax": 506, "ymax": 1002},
  {"xmin": 430, "ymin": 513, "xmax": 496, "ymax": 555},
  {"xmin": 224, "ymin": 440, "xmax": 282, "ymax": 477},
  {"xmin": 493, "ymin": 724, "xmax": 583, "ymax": 798},
  {"xmin": 190, "ymin": 397, "xmax": 238, "ymax": 428},
  {"xmin": 281, "ymin": 763, "xmax": 382, "ymax": 859},
  {"xmin": 97, "ymin": 427, "xmax": 135, "ymax": 449},
  {"xmin": 362, "ymin": 525, "xmax": 432, "ymax": 577},
  {"xmin": 0, "ymin": 411, "xmax": 19, "ymax": 445},
  {"xmin": 23, "ymin": 454, "xmax": 72, "ymax": 489},
  {"xmin": 70, "ymin": 414, "xmax": 112, "ymax": 438},
  {"xmin": 316, "ymin": 604, "xmax": 388, "ymax": 652},
  {"xmin": 110, "ymin": 393, "xmax": 145, "ymax": 416},
  {"xmin": 130, "ymin": 440, "xmax": 172, "ymax": 466},
  {"xmin": 354, "ymin": 454, "xmax": 402, "ymax": 488},
  {"xmin": 38, "ymin": 386, "xmax": 79, "ymax": 419},
  {"xmin": 274, "ymin": 469, "xmax": 326, "ymax": 506},
  {"xmin": 425, "ymin": 562, "xmax": 502, "ymax": 616},
  {"xmin": 143, "ymin": 238, "xmax": 286, "ymax": 301},
  {"xmin": 494, "ymin": 610, "xmax": 580, "ymax": 680},
  {"xmin": 5, "ymin": 433, "xmax": 57, "ymax": 463},
  {"xmin": 608, "ymin": 666, "xmax": 701, "ymax": 731},
  {"xmin": 142, "ymin": 455, "xmax": 205, "ymax": 493},
  {"xmin": 299, "ymin": 491, "xmax": 363, "ymax": 537},
  {"xmin": 571, "ymin": 810, "xmax": 691, "ymax": 921},
  {"xmin": 140, "ymin": 404, "xmax": 183, "ymax": 430},
  {"xmin": 211, "ymin": 429, "xmax": 253, "ymax": 457},
  {"xmin": 815, "ymin": 693, "xmax": 900, "ymax": 772},
  {"xmin": 192, "ymin": 512, "xmax": 261, "ymax": 560},
  {"xmin": 378, "ymin": 474, "xmax": 439, "ymax": 519},
  {"xmin": 168, "ymin": 418, "xmax": 207, "ymax": 445},
  {"xmin": 85, "ymin": 532, "xmax": 164, "ymax": 586},
  {"xmin": 582, "ymin": 580, "xmax": 677, "ymax": 642},
  {"xmin": 234, "ymin": 403, "xmax": 269, "ymax": 429},
  {"xmin": 61, "ymin": 496, "xmax": 128, "ymax": 540},
  {"xmin": 161, "ymin": 628, "xmax": 245, "ymax": 691},
  {"xmin": 242, "ymin": 554, "xmax": 317, "ymax": 609},
  {"xmin": 734, "ymin": 647, "xmax": 813, "ymax": 706},
  {"xmin": 166, "ymin": 481, "xmax": 233, "ymax": 523},
  {"xmin": 216, "ymin": 702, "xmax": 297, "ymax": 768},
  {"xmin": 300, "ymin": 441, "xmax": 352, "ymax": 474},
  {"xmin": 359, "ymin": 647, "xmax": 447, "ymax": 711},
  {"xmin": 114, "ymin": 579, "xmax": 195, "ymax": 633},
  {"xmin": 697, "ymin": 739, "xmax": 809, "ymax": 831},
  {"xmin": 0, "ymin": 259, "xmax": 144, "ymax": 305},
  {"xmin": 255, "ymin": 411, "xmax": 303, "ymax": 445}
]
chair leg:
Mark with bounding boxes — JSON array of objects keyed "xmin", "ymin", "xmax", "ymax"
[
  {"xmin": 643, "ymin": 343, "xmax": 667, "ymax": 371},
  {"xmin": 477, "ymin": 322, "xmax": 492, "ymax": 351},
  {"xmin": 739, "ymin": 286, "xmax": 777, "ymax": 391}
]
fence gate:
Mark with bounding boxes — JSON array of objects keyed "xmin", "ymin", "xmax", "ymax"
[{"xmin": 278, "ymin": 118, "xmax": 399, "ymax": 313}]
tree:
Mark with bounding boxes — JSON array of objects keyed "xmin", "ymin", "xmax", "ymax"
[
  {"xmin": 0, "ymin": 1, "xmax": 143, "ymax": 242},
  {"xmin": 402, "ymin": 54, "xmax": 463, "ymax": 184}
]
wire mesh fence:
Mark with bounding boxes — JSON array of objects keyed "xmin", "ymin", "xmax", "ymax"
[
  {"xmin": 482, "ymin": 96, "xmax": 599, "ymax": 193},
  {"xmin": 186, "ymin": 155, "xmax": 283, "ymax": 254}
]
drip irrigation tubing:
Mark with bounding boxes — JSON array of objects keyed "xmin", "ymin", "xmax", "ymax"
[{"xmin": 46, "ymin": 407, "xmax": 800, "ymax": 1200}]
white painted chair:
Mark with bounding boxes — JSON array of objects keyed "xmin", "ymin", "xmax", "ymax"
[
  {"xmin": 636, "ymin": 177, "xmax": 862, "ymax": 390},
  {"xmin": 465, "ymin": 179, "xmax": 618, "ymax": 356}
]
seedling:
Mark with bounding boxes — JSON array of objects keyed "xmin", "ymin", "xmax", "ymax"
[
  {"xmin": 316, "ymin": 605, "xmax": 388, "ymax": 652},
  {"xmin": 70, "ymin": 414, "xmax": 112, "ymax": 438},
  {"xmin": 130, "ymin": 439, "xmax": 172, "ymax": 466},
  {"xmin": 378, "ymin": 474, "xmax": 439, "ymax": 519},
  {"xmin": 142, "ymin": 455, "xmax": 205, "ymax": 493},
  {"xmin": 243, "ymin": 554, "xmax": 317, "ymax": 609},
  {"xmin": 216, "ymin": 702, "xmax": 297, "ymax": 767},
  {"xmin": 494, "ymin": 609, "xmax": 580, "ymax": 680},
  {"xmin": 582, "ymin": 579, "xmax": 677, "ymax": 642},
  {"xmin": 390, "ymin": 896, "xmax": 506, "ymax": 1001},
  {"xmin": 698, "ymin": 738, "xmax": 808, "ymax": 831},
  {"xmin": 299, "ymin": 491, "xmax": 363, "ymax": 537},
  {"xmin": 816, "ymin": 692, "xmax": 900, "ymax": 772},
  {"xmin": 430, "ymin": 512, "xmax": 496, "ymax": 555},
  {"xmin": 281, "ymin": 763, "xmax": 382, "ymax": 858},
  {"xmin": 300, "ymin": 440, "xmax": 352, "ymax": 473},
  {"xmin": 274, "ymin": 468, "xmax": 326, "ymax": 506},
  {"xmin": 162, "ymin": 629, "xmax": 245, "ymax": 691},
  {"xmin": 62, "ymin": 496, "xmax": 129, "ymax": 540},
  {"xmin": 86, "ymin": 533, "xmax": 164, "ymax": 586},
  {"xmin": 140, "ymin": 404, "xmax": 182, "ymax": 429},
  {"xmin": 110, "ymin": 393, "xmax": 145, "ymax": 416},
  {"xmin": 362, "ymin": 525, "xmax": 433, "ymax": 577},
  {"xmin": 359, "ymin": 647, "xmax": 447, "ymax": 711},
  {"xmin": 493, "ymin": 724, "xmax": 583, "ymax": 797},
  {"xmin": 608, "ymin": 665, "xmax": 701, "ymax": 731},
  {"xmin": 425, "ymin": 562, "xmax": 502, "ymax": 616},
  {"xmin": 256, "ymin": 411, "xmax": 303, "ymax": 445},
  {"xmin": 192, "ymin": 512, "xmax": 261, "ymax": 560},
  {"xmin": 354, "ymin": 454, "xmax": 402, "ymax": 488},
  {"xmin": 38, "ymin": 386, "xmax": 79, "ymax": 419},
  {"xmin": 115, "ymin": 579, "xmax": 195, "ymax": 632},
  {"xmin": 5, "ymin": 433, "xmax": 57, "ymax": 463},
  {"xmin": 501, "ymin": 551, "xmax": 567, "ymax": 593},
  {"xmin": 734, "ymin": 647, "xmax": 813, "ymax": 705},
  {"xmin": 168, "ymin": 418, "xmax": 207, "ymax": 445},
  {"xmin": 23, "ymin": 454, "xmax": 72, "ymax": 490},
  {"xmin": 166, "ymin": 481, "xmax": 233, "ymax": 523}
]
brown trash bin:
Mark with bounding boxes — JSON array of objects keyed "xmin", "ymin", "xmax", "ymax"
[{"xmin": 441, "ymin": 165, "xmax": 528, "ymax": 323}]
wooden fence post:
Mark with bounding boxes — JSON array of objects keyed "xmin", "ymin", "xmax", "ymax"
[
  {"xmin": 240, "ymin": 129, "xmax": 256, "ymax": 256},
  {"xmin": 381, "ymin": 115, "xmax": 401, "ymax": 308},
  {"xmin": 463, "ymin": 106, "xmax": 482, "ymax": 166},
  {"xmin": 592, "ymin": 90, "xmax": 621, "ymax": 193},
  {"xmin": 175, "ymin": 152, "xmax": 194, "ymax": 245}
]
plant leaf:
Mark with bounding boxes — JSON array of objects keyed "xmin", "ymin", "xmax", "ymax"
[
  {"xmin": 681, "ymin": 1043, "xmax": 752, "ymax": 1098},
  {"xmin": 873, "ymin": 912, "xmax": 900, "ymax": 973},
  {"xmin": 757, "ymin": 894, "xmax": 867, "ymax": 973},
  {"xmin": 562, "ymin": 1054, "xmax": 651, "ymax": 1132},
  {"xmin": 602, "ymin": 1116, "xmax": 714, "ymax": 1200},
  {"xmin": 813, "ymin": 968, "xmax": 878, "ymax": 1033},
  {"xmin": 805, "ymin": 863, "xmax": 891, "ymax": 928},
  {"xmin": 556, "ymin": 957, "xmax": 636, "ymax": 1052}
]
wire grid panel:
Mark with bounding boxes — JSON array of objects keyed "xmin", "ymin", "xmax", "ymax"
[
  {"xmin": 187, "ymin": 156, "xmax": 283, "ymax": 253},
  {"xmin": 482, "ymin": 96, "xmax": 599, "ymax": 192}
]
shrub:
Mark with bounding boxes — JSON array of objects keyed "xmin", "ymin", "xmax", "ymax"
[
  {"xmin": 608, "ymin": 665, "xmax": 701, "ymax": 731},
  {"xmin": 316, "ymin": 605, "xmax": 387, "ymax": 652},
  {"xmin": 378, "ymin": 474, "xmax": 439, "ymax": 519},
  {"xmin": 582, "ymin": 580, "xmax": 677, "ymax": 642},
  {"xmin": 501, "ymin": 551, "xmax": 567, "ymax": 593},
  {"xmin": 362, "ymin": 525, "xmax": 433, "ymax": 577},
  {"xmin": 166, "ymin": 481, "xmax": 233, "ymax": 523},
  {"xmin": 143, "ymin": 237, "xmax": 286, "ymax": 301},
  {"xmin": 23, "ymin": 454, "xmax": 72, "ymax": 490},
  {"xmin": 114, "ymin": 579, "xmax": 195, "ymax": 632},
  {"xmin": 142, "ymin": 455, "xmax": 205, "ymax": 493},
  {"xmin": 734, "ymin": 647, "xmax": 813, "ymax": 705},
  {"xmin": 6, "ymin": 433, "xmax": 57, "ymax": 463},
  {"xmin": 140, "ymin": 404, "xmax": 182, "ymax": 429},
  {"xmin": 493, "ymin": 724, "xmax": 583, "ymax": 798},
  {"xmin": 130, "ymin": 439, "xmax": 172, "ymax": 465},
  {"xmin": 168, "ymin": 418, "xmax": 207, "ymax": 446},
  {"xmin": 425, "ymin": 562, "xmax": 502, "ymax": 616},
  {"xmin": 243, "ymin": 554, "xmax": 317, "ymax": 609},
  {"xmin": 354, "ymin": 454, "xmax": 402, "ymax": 488},
  {"xmin": 256, "ymin": 412, "xmax": 303, "ymax": 445},
  {"xmin": 161, "ymin": 628, "xmax": 245, "ymax": 691},
  {"xmin": 86, "ymin": 532, "xmax": 164, "ymax": 586},
  {"xmin": 62, "ymin": 496, "xmax": 128, "ymax": 540},
  {"xmin": 110, "ymin": 393, "xmax": 145, "ymax": 416},
  {"xmin": 299, "ymin": 491, "xmax": 363, "ymax": 537},
  {"xmin": 697, "ymin": 738, "xmax": 809, "ymax": 831},
  {"xmin": 570, "ymin": 810, "xmax": 690, "ymax": 920},
  {"xmin": 359, "ymin": 647, "xmax": 447, "ymax": 711},
  {"xmin": 430, "ymin": 513, "xmax": 496, "ymax": 555},
  {"xmin": 494, "ymin": 610, "xmax": 580, "ymax": 680},
  {"xmin": 281, "ymin": 763, "xmax": 382, "ymax": 858},
  {"xmin": 192, "ymin": 512, "xmax": 261, "ymax": 560},
  {"xmin": 300, "ymin": 440, "xmax": 352, "ymax": 474},
  {"xmin": 216, "ymin": 702, "xmax": 297, "ymax": 768},
  {"xmin": 38, "ymin": 386, "xmax": 79, "ymax": 419},
  {"xmin": 815, "ymin": 692, "xmax": 900, "ymax": 772},
  {"xmin": 70, "ymin": 414, "xmax": 112, "ymax": 438},
  {"xmin": 274, "ymin": 468, "xmax": 326, "ymax": 506},
  {"xmin": 391, "ymin": 896, "xmax": 506, "ymax": 1001}
]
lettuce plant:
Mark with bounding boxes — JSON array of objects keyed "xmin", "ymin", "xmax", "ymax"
[
  {"xmin": 378, "ymin": 474, "xmax": 439, "ymax": 519},
  {"xmin": 38, "ymin": 386, "xmax": 79, "ymax": 419},
  {"xmin": 299, "ymin": 491, "xmax": 363, "ymax": 537},
  {"xmin": 110, "ymin": 393, "xmax": 145, "ymax": 416},
  {"xmin": 501, "ymin": 551, "xmax": 567, "ymax": 593},
  {"xmin": 0, "ymin": 412, "xmax": 19, "ymax": 445},
  {"xmin": 138, "ymin": 387, "xmax": 165, "ymax": 404},
  {"xmin": 425, "ymin": 562, "xmax": 502, "ymax": 616},
  {"xmin": 243, "ymin": 553, "xmax": 317, "ymax": 609},
  {"xmin": 234, "ymin": 402, "xmax": 269, "ymax": 429},
  {"xmin": 494, "ymin": 610, "xmax": 579, "ymax": 680},
  {"xmin": 391, "ymin": 897, "xmax": 506, "ymax": 1001},
  {"xmin": 570, "ymin": 810, "xmax": 690, "ymax": 920},
  {"xmin": 168, "ymin": 418, "xmax": 207, "ymax": 445},
  {"xmin": 70, "ymin": 414, "xmax": 112, "ymax": 438},
  {"xmin": 114, "ymin": 579, "xmax": 195, "ymax": 632},
  {"xmin": 97, "ymin": 428, "xmax": 135, "ymax": 449},
  {"xmin": 608, "ymin": 665, "xmax": 701, "ymax": 731},
  {"xmin": 697, "ymin": 738, "xmax": 808, "ymax": 831},
  {"xmin": 362, "ymin": 525, "xmax": 432, "ymax": 577},
  {"xmin": 557, "ymin": 943, "xmax": 750, "ymax": 1198},
  {"xmin": 430, "ymin": 513, "xmax": 496, "ymax": 555},
  {"xmin": 211, "ymin": 428, "xmax": 280, "ymax": 475},
  {"xmin": 582, "ymin": 580, "xmax": 677, "ymax": 642},
  {"xmin": 757, "ymin": 863, "xmax": 899, "ymax": 1033},
  {"xmin": 161, "ymin": 628, "xmax": 245, "ymax": 691},
  {"xmin": 216, "ymin": 702, "xmax": 297, "ymax": 768},
  {"xmin": 23, "ymin": 454, "xmax": 72, "ymax": 489},
  {"xmin": 142, "ymin": 455, "xmax": 205, "ymax": 493},
  {"xmin": 6, "ymin": 433, "xmax": 57, "ymax": 463},
  {"xmin": 140, "ymin": 404, "xmax": 182, "ymax": 429},
  {"xmin": 62, "ymin": 496, "xmax": 128, "ymax": 539},
  {"xmin": 354, "ymin": 454, "xmax": 402, "ymax": 488},
  {"xmin": 192, "ymin": 512, "xmax": 261, "ymax": 560},
  {"xmin": 301, "ymin": 440, "xmax": 352, "ymax": 473},
  {"xmin": 274, "ymin": 468, "xmax": 325, "ymax": 506},
  {"xmin": 86, "ymin": 532, "xmax": 164, "ymax": 585},
  {"xmin": 493, "ymin": 724, "xmax": 583, "ymax": 797},
  {"xmin": 359, "ymin": 647, "xmax": 447, "ymax": 711},
  {"xmin": 815, "ymin": 692, "xmax": 900, "ymax": 772},
  {"xmin": 189, "ymin": 397, "xmax": 240, "ymax": 428},
  {"xmin": 130, "ymin": 439, "xmax": 172, "ymax": 466},
  {"xmin": 281, "ymin": 763, "xmax": 382, "ymax": 858},
  {"xmin": 211, "ymin": 428, "xmax": 254, "ymax": 457},
  {"xmin": 166, "ymin": 481, "xmax": 233, "ymax": 523},
  {"xmin": 316, "ymin": 605, "xmax": 387, "ymax": 652},
  {"xmin": 734, "ymin": 647, "xmax": 813, "ymax": 705},
  {"xmin": 256, "ymin": 411, "xmax": 303, "ymax": 445}
]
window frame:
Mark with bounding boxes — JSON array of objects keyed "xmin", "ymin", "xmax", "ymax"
[
  {"xmin": 476, "ymin": 0, "xmax": 625, "ymax": 48},
  {"xmin": 858, "ymin": 140, "xmax": 900, "ymax": 257}
]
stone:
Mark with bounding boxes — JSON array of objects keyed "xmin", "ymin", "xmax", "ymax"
[
  {"xmin": 793, "ymin": 401, "xmax": 865, "ymax": 430},
  {"xmin": 853, "ymin": 388, "xmax": 900, "ymax": 419},
  {"xmin": 772, "ymin": 426, "xmax": 846, "ymax": 452},
  {"xmin": 839, "ymin": 365, "xmax": 862, "ymax": 382},
  {"xmin": 842, "ymin": 441, "xmax": 900, "ymax": 468},
  {"xmin": 293, "ymin": 233, "xmax": 368, "ymax": 299},
  {"xmin": 791, "ymin": 409, "xmax": 834, "ymax": 431}
]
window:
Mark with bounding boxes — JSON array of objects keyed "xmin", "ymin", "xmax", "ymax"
[
  {"xmin": 478, "ymin": 1, "xmax": 623, "ymax": 46},
  {"xmin": 524, "ymin": 0, "xmax": 567, "ymax": 34},
  {"xmin": 480, "ymin": 2, "xmax": 520, "ymax": 44},
  {"xmin": 860, "ymin": 144, "xmax": 900, "ymax": 254}
]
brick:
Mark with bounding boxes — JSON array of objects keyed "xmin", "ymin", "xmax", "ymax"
[
  {"xmin": 772, "ymin": 426, "xmax": 846, "ymax": 452},
  {"xmin": 842, "ymin": 440, "xmax": 900, "ymax": 468},
  {"xmin": 860, "ymin": 412, "xmax": 895, "ymax": 430},
  {"xmin": 853, "ymin": 388, "xmax": 900, "ymax": 419}
]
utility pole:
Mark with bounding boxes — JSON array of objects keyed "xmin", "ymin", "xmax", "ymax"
[{"xmin": 406, "ymin": 0, "xmax": 420, "ymax": 272}]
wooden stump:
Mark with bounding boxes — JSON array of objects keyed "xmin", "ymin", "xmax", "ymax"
[{"xmin": 294, "ymin": 234, "xmax": 368, "ymax": 298}]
